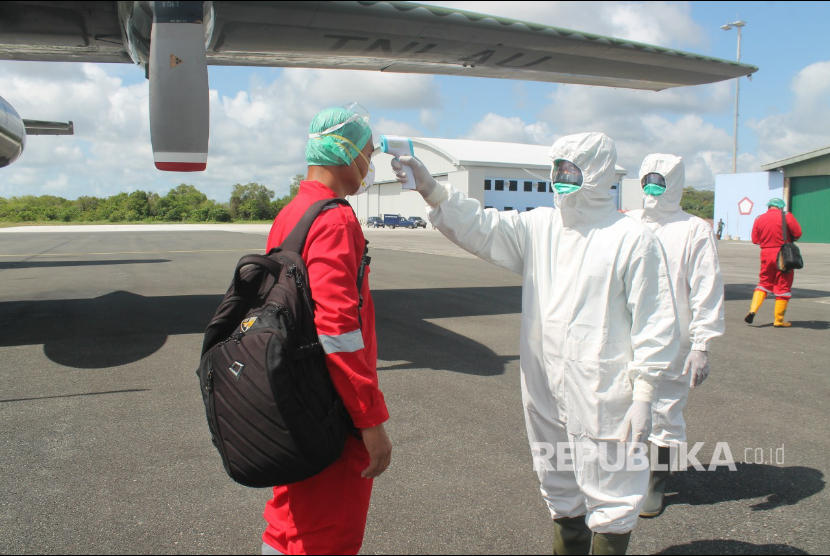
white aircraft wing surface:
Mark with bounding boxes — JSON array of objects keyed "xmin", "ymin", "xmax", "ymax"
[{"xmin": 0, "ymin": 1, "xmax": 758, "ymax": 171}]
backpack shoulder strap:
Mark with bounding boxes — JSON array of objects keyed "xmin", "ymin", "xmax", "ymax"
[
  {"xmin": 278, "ymin": 198, "xmax": 350, "ymax": 254},
  {"xmin": 356, "ymin": 239, "xmax": 371, "ymax": 327},
  {"xmin": 781, "ymin": 208, "xmax": 789, "ymax": 243}
]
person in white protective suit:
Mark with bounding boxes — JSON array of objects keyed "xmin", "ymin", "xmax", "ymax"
[
  {"xmin": 626, "ymin": 154, "xmax": 725, "ymax": 517},
  {"xmin": 391, "ymin": 132, "xmax": 680, "ymax": 555}
]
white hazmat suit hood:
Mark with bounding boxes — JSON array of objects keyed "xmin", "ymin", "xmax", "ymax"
[
  {"xmin": 550, "ymin": 132, "xmax": 618, "ymax": 227},
  {"xmin": 640, "ymin": 153, "xmax": 685, "ymax": 221}
]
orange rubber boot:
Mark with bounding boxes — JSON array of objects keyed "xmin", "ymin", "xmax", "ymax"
[{"xmin": 774, "ymin": 298, "xmax": 792, "ymax": 327}]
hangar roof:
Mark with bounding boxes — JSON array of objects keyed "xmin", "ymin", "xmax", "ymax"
[
  {"xmin": 761, "ymin": 145, "xmax": 830, "ymax": 171},
  {"xmin": 413, "ymin": 137, "xmax": 626, "ymax": 174}
]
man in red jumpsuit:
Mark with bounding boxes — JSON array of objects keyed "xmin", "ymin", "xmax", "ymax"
[
  {"xmin": 745, "ymin": 197, "xmax": 802, "ymax": 327},
  {"xmin": 261, "ymin": 105, "xmax": 391, "ymax": 555}
]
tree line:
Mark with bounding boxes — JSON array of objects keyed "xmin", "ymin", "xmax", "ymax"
[
  {"xmin": 0, "ymin": 176, "xmax": 304, "ymax": 223},
  {"xmin": 680, "ymin": 187, "xmax": 715, "ymax": 220},
  {"xmin": 0, "ymin": 177, "xmax": 715, "ymax": 223}
]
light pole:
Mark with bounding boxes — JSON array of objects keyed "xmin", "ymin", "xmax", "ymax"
[{"xmin": 721, "ymin": 20, "xmax": 746, "ymax": 174}]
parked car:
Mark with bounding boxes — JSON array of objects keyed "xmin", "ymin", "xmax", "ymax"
[
  {"xmin": 367, "ymin": 216, "xmax": 384, "ymax": 228},
  {"xmin": 408, "ymin": 216, "xmax": 427, "ymax": 228},
  {"xmin": 382, "ymin": 213, "xmax": 414, "ymax": 228}
]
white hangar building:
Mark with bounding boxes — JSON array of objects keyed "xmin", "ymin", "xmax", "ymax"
[{"xmin": 348, "ymin": 137, "xmax": 627, "ymax": 223}]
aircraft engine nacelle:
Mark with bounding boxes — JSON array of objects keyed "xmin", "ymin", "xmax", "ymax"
[{"xmin": 0, "ymin": 95, "xmax": 26, "ymax": 168}]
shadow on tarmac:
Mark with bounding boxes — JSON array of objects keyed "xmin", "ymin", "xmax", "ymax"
[
  {"xmin": 373, "ymin": 286, "xmax": 521, "ymax": 376},
  {"xmin": 664, "ymin": 463, "xmax": 825, "ymax": 512},
  {"xmin": 0, "ymin": 286, "xmax": 521, "ymax": 372},
  {"xmin": 753, "ymin": 321, "xmax": 830, "ymax": 330},
  {"xmin": 656, "ymin": 540, "xmax": 808, "ymax": 555},
  {"xmin": 0, "ymin": 259, "xmax": 170, "ymax": 270},
  {"xmin": 0, "ymin": 291, "xmax": 221, "ymax": 368},
  {"xmin": 725, "ymin": 283, "xmax": 830, "ymax": 301}
]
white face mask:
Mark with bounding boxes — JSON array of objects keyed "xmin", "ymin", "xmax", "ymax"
[{"xmin": 356, "ymin": 160, "xmax": 374, "ymax": 195}]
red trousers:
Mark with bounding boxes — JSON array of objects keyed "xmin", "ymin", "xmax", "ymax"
[
  {"xmin": 262, "ymin": 435, "xmax": 372, "ymax": 555},
  {"xmin": 756, "ymin": 247, "xmax": 794, "ymax": 298}
]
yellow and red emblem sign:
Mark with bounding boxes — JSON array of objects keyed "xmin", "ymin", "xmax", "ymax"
[{"xmin": 240, "ymin": 316, "xmax": 258, "ymax": 333}]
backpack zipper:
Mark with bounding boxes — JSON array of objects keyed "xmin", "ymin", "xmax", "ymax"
[
  {"xmin": 205, "ymin": 363, "xmax": 232, "ymax": 473},
  {"xmin": 287, "ymin": 264, "xmax": 316, "ymax": 318}
]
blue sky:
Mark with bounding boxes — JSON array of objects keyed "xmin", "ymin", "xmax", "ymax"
[{"xmin": 2, "ymin": 1, "xmax": 828, "ymax": 201}]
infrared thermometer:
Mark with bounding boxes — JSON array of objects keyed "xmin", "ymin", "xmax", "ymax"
[{"xmin": 380, "ymin": 135, "xmax": 416, "ymax": 190}]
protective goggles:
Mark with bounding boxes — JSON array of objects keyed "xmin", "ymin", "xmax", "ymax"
[
  {"xmin": 641, "ymin": 172, "xmax": 667, "ymax": 189},
  {"xmin": 307, "ymin": 101, "xmax": 371, "ymax": 139},
  {"xmin": 552, "ymin": 159, "xmax": 584, "ymax": 188},
  {"xmin": 641, "ymin": 172, "xmax": 667, "ymax": 196}
]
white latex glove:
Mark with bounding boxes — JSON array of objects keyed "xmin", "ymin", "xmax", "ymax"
[
  {"xmin": 683, "ymin": 350, "xmax": 710, "ymax": 389},
  {"xmin": 390, "ymin": 156, "xmax": 447, "ymax": 206},
  {"xmin": 621, "ymin": 400, "xmax": 652, "ymax": 448}
]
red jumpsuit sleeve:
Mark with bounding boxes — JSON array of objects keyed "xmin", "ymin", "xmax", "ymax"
[
  {"xmin": 787, "ymin": 213, "xmax": 802, "ymax": 241},
  {"xmin": 751, "ymin": 217, "xmax": 761, "ymax": 245},
  {"xmin": 305, "ymin": 215, "xmax": 389, "ymax": 430}
]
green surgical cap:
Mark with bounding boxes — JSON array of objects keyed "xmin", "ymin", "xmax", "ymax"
[
  {"xmin": 768, "ymin": 197, "xmax": 786, "ymax": 209},
  {"xmin": 305, "ymin": 107, "xmax": 372, "ymax": 166}
]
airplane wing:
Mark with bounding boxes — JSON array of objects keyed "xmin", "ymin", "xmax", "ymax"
[
  {"xmin": 0, "ymin": 1, "xmax": 757, "ymax": 88},
  {"xmin": 0, "ymin": 1, "xmax": 758, "ymax": 171}
]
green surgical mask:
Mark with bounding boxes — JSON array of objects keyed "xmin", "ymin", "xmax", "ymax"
[
  {"xmin": 643, "ymin": 184, "xmax": 666, "ymax": 197},
  {"xmin": 554, "ymin": 183, "xmax": 582, "ymax": 195}
]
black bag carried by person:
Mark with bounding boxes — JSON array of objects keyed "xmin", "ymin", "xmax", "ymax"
[
  {"xmin": 777, "ymin": 208, "xmax": 803, "ymax": 272},
  {"xmin": 197, "ymin": 198, "xmax": 361, "ymax": 488}
]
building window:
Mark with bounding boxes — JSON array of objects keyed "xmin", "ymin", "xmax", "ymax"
[
  {"xmin": 484, "ymin": 179, "xmax": 492, "ymax": 191},
  {"xmin": 509, "ymin": 180, "xmax": 518, "ymax": 192},
  {"xmin": 524, "ymin": 181, "xmax": 533, "ymax": 192},
  {"xmin": 537, "ymin": 181, "xmax": 547, "ymax": 192},
  {"xmin": 495, "ymin": 179, "xmax": 504, "ymax": 191}
]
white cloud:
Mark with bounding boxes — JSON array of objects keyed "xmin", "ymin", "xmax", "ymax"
[
  {"xmin": 419, "ymin": 108, "xmax": 441, "ymax": 131},
  {"xmin": 373, "ymin": 118, "xmax": 423, "ymax": 139},
  {"xmin": 464, "ymin": 113, "xmax": 554, "ymax": 145},
  {"xmin": 750, "ymin": 60, "xmax": 830, "ymax": 164},
  {"xmin": 541, "ymin": 81, "xmax": 731, "ymax": 131},
  {"xmin": 43, "ymin": 173, "xmax": 70, "ymax": 193},
  {"xmin": 1, "ymin": 61, "xmax": 442, "ymax": 201},
  {"xmin": 528, "ymin": 82, "xmax": 735, "ymax": 186},
  {"xmin": 460, "ymin": 80, "xmax": 740, "ymax": 188},
  {"xmin": 279, "ymin": 68, "xmax": 441, "ymax": 110}
]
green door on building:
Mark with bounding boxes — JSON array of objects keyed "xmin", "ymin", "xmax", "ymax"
[{"xmin": 790, "ymin": 176, "xmax": 830, "ymax": 243}]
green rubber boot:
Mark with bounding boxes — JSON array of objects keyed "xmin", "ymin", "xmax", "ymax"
[
  {"xmin": 640, "ymin": 445, "xmax": 671, "ymax": 518},
  {"xmin": 590, "ymin": 532, "xmax": 631, "ymax": 555},
  {"xmin": 553, "ymin": 516, "xmax": 591, "ymax": 555}
]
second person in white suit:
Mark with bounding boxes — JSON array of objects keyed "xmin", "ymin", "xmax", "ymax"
[{"xmin": 626, "ymin": 154, "xmax": 725, "ymax": 517}]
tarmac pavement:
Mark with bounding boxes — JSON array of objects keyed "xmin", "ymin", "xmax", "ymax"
[{"xmin": 0, "ymin": 226, "xmax": 827, "ymax": 554}]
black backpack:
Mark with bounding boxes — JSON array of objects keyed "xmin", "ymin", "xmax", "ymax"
[{"xmin": 197, "ymin": 198, "xmax": 365, "ymax": 487}]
